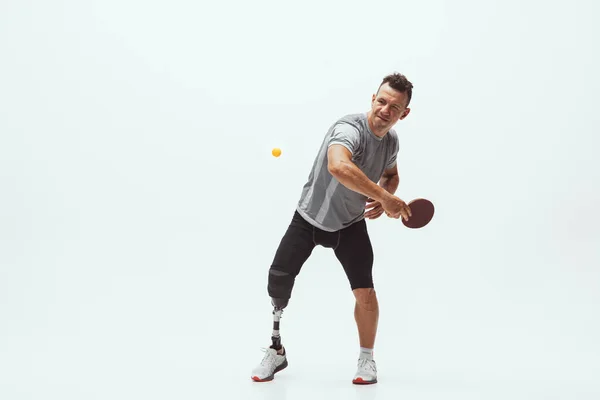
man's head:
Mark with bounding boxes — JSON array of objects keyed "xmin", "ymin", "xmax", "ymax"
[{"xmin": 368, "ymin": 72, "xmax": 413, "ymax": 136}]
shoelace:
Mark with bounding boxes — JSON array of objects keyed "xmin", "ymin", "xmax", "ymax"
[
  {"xmin": 258, "ymin": 348, "xmax": 278, "ymax": 367},
  {"xmin": 358, "ymin": 358, "xmax": 377, "ymax": 373}
]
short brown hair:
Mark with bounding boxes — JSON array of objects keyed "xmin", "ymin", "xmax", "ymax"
[{"xmin": 378, "ymin": 72, "xmax": 413, "ymax": 106}]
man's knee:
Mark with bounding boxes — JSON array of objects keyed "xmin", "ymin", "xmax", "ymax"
[{"xmin": 353, "ymin": 287, "xmax": 378, "ymax": 311}]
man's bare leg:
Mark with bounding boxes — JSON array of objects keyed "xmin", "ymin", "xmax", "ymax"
[
  {"xmin": 352, "ymin": 287, "xmax": 379, "ymax": 384},
  {"xmin": 353, "ymin": 288, "xmax": 379, "ymax": 348}
]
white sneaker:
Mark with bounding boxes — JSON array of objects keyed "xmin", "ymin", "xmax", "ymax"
[
  {"xmin": 352, "ymin": 357, "xmax": 377, "ymax": 384},
  {"xmin": 251, "ymin": 347, "xmax": 288, "ymax": 382}
]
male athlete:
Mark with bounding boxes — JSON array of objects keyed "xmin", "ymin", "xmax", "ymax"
[{"xmin": 251, "ymin": 73, "xmax": 413, "ymax": 384}]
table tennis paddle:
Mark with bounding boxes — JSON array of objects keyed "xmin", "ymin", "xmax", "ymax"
[{"xmin": 402, "ymin": 198, "xmax": 435, "ymax": 229}]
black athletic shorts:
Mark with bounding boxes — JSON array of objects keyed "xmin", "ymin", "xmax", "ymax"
[{"xmin": 268, "ymin": 210, "xmax": 374, "ymax": 298}]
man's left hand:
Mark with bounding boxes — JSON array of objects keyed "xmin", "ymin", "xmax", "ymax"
[{"xmin": 364, "ymin": 198, "xmax": 384, "ymax": 219}]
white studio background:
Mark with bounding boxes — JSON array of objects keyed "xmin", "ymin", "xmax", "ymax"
[{"xmin": 1, "ymin": 0, "xmax": 599, "ymax": 399}]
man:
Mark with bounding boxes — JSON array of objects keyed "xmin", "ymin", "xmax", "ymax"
[{"xmin": 251, "ymin": 73, "xmax": 413, "ymax": 384}]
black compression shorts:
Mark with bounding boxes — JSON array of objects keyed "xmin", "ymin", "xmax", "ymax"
[{"xmin": 267, "ymin": 210, "xmax": 374, "ymax": 299}]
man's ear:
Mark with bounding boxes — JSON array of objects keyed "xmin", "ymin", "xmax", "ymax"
[{"xmin": 399, "ymin": 107, "xmax": 411, "ymax": 120}]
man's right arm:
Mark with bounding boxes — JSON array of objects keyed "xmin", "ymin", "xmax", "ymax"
[{"xmin": 327, "ymin": 144, "xmax": 392, "ymax": 203}]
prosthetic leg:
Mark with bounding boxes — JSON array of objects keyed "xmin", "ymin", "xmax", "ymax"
[
  {"xmin": 269, "ymin": 297, "xmax": 288, "ymax": 351},
  {"xmin": 250, "ymin": 297, "xmax": 290, "ymax": 382},
  {"xmin": 268, "ymin": 264, "xmax": 293, "ymax": 351}
]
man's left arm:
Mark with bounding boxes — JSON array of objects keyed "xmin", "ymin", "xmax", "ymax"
[
  {"xmin": 364, "ymin": 164, "xmax": 400, "ymax": 219},
  {"xmin": 379, "ymin": 164, "xmax": 399, "ymax": 195}
]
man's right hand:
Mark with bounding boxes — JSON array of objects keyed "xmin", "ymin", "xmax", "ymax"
[{"xmin": 381, "ymin": 195, "xmax": 412, "ymax": 221}]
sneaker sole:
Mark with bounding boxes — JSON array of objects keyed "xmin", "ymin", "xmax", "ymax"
[
  {"xmin": 251, "ymin": 359, "xmax": 289, "ymax": 382},
  {"xmin": 352, "ymin": 377, "xmax": 377, "ymax": 385}
]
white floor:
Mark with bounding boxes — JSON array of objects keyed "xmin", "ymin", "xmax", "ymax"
[{"xmin": 3, "ymin": 252, "xmax": 598, "ymax": 400}]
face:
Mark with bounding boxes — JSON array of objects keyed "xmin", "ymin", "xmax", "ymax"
[{"xmin": 369, "ymin": 83, "xmax": 411, "ymax": 134}]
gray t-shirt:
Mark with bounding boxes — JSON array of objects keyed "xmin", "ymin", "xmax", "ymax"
[{"xmin": 296, "ymin": 113, "xmax": 399, "ymax": 232}]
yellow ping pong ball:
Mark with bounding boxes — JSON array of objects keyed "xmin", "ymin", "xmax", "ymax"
[{"xmin": 272, "ymin": 147, "xmax": 282, "ymax": 157}]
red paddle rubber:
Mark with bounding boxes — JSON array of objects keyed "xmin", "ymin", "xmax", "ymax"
[{"xmin": 402, "ymin": 198, "xmax": 434, "ymax": 229}]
